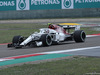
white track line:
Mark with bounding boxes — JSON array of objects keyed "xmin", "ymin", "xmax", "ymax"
[
  {"xmin": 41, "ymin": 46, "xmax": 100, "ymax": 54},
  {"xmin": 0, "ymin": 59, "xmax": 14, "ymax": 62},
  {"xmin": 86, "ymin": 35, "xmax": 100, "ymax": 37}
]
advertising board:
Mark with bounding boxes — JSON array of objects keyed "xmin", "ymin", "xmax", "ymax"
[{"xmin": 0, "ymin": 0, "xmax": 100, "ymax": 11}]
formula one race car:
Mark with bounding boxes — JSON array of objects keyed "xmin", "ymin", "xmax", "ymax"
[{"xmin": 7, "ymin": 23, "xmax": 86, "ymax": 48}]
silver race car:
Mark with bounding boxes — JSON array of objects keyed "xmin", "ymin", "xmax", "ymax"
[{"xmin": 7, "ymin": 23, "xmax": 86, "ymax": 48}]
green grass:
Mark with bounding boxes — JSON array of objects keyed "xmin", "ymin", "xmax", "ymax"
[
  {"xmin": 0, "ymin": 56, "xmax": 100, "ymax": 75},
  {"xmin": 0, "ymin": 23, "xmax": 100, "ymax": 43},
  {"xmin": 81, "ymin": 27, "xmax": 100, "ymax": 35},
  {"xmin": 0, "ymin": 23, "xmax": 48, "ymax": 43}
]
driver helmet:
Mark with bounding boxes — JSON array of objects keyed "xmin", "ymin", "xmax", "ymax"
[{"xmin": 48, "ymin": 24, "xmax": 57, "ymax": 29}]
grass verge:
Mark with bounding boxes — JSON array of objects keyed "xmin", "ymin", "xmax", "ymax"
[
  {"xmin": 0, "ymin": 23, "xmax": 100, "ymax": 43},
  {"xmin": 0, "ymin": 56, "xmax": 100, "ymax": 75},
  {"xmin": 0, "ymin": 23, "xmax": 47, "ymax": 43}
]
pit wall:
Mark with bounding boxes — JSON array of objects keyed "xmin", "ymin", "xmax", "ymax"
[{"xmin": 0, "ymin": 8, "xmax": 100, "ymax": 19}]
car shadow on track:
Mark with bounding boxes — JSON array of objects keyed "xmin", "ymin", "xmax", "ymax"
[
  {"xmin": 7, "ymin": 41, "xmax": 77, "ymax": 50},
  {"xmin": 8, "ymin": 41, "xmax": 86, "ymax": 50}
]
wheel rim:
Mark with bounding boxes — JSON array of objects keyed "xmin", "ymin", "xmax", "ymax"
[
  {"xmin": 46, "ymin": 35, "xmax": 52, "ymax": 45},
  {"xmin": 81, "ymin": 31, "xmax": 86, "ymax": 41}
]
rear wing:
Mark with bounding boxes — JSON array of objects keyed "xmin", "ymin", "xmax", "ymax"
[{"xmin": 58, "ymin": 23, "xmax": 81, "ymax": 30}]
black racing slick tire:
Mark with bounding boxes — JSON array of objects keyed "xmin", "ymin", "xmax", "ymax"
[
  {"xmin": 73, "ymin": 30, "xmax": 86, "ymax": 42},
  {"xmin": 12, "ymin": 35, "xmax": 24, "ymax": 48},
  {"xmin": 41, "ymin": 34, "xmax": 52, "ymax": 46}
]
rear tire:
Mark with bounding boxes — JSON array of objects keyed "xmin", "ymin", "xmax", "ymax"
[
  {"xmin": 73, "ymin": 30, "xmax": 86, "ymax": 42},
  {"xmin": 41, "ymin": 34, "xmax": 52, "ymax": 46}
]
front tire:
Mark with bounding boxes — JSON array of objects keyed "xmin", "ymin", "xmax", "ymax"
[
  {"xmin": 12, "ymin": 35, "xmax": 24, "ymax": 48},
  {"xmin": 73, "ymin": 30, "xmax": 86, "ymax": 42},
  {"xmin": 41, "ymin": 34, "xmax": 52, "ymax": 46}
]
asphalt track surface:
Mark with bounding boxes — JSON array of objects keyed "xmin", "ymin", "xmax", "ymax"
[
  {"xmin": 0, "ymin": 18, "xmax": 100, "ymax": 59},
  {"xmin": 0, "ymin": 36, "xmax": 100, "ymax": 58}
]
